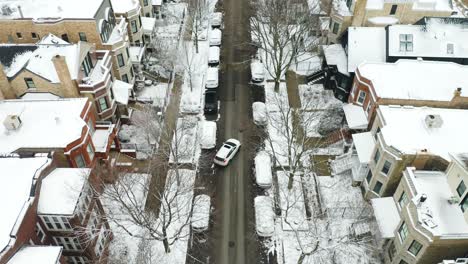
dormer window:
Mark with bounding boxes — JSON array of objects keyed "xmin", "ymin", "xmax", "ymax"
[
  {"xmin": 447, "ymin": 43, "xmax": 454, "ymax": 54},
  {"xmin": 399, "ymin": 34, "xmax": 413, "ymax": 52}
]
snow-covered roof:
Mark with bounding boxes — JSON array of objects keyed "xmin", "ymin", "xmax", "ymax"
[
  {"xmin": 254, "ymin": 151, "xmax": 272, "ymax": 188},
  {"xmin": 129, "ymin": 46, "xmax": 145, "ymax": 64},
  {"xmin": 388, "ymin": 22, "xmax": 468, "ymax": 59},
  {"xmin": 110, "ymin": 0, "xmax": 140, "ymax": 14},
  {"xmin": 20, "ymin": 92, "xmax": 60, "ymax": 100},
  {"xmin": 371, "ymin": 197, "xmax": 400, "ymax": 238},
  {"xmin": 6, "ymin": 246, "xmax": 62, "ymax": 264},
  {"xmin": 39, "ymin": 33, "xmax": 69, "ymax": 45},
  {"xmin": 0, "ymin": 156, "xmax": 50, "ymax": 253},
  {"xmin": 323, "ymin": 44, "xmax": 349, "ymax": 76},
  {"xmin": 358, "ymin": 60, "xmax": 468, "ymax": 101},
  {"xmin": 141, "ymin": 17, "xmax": 156, "ymax": 35},
  {"xmin": 0, "ymin": 98, "xmax": 88, "ymax": 154},
  {"xmin": 152, "ymin": 0, "xmax": 162, "ymax": 5},
  {"xmin": 254, "ymin": 196, "xmax": 275, "ymax": 237},
  {"xmin": 347, "ymin": 27, "xmax": 386, "ymax": 73},
  {"xmin": 452, "ymin": 153, "xmax": 468, "ymax": 172},
  {"xmin": 378, "ymin": 105, "xmax": 468, "ymax": 160},
  {"xmin": 366, "ymin": 0, "xmax": 452, "ymax": 11},
  {"xmin": 0, "ymin": 0, "xmax": 104, "ymax": 20},
  {"xmin": 92, "ymin": 127, "xmax": 113, "ymax": 153},
  {"xmin": 191, "ymin": 194, "xmax": 211, "ymax": 231},
  {"xmin": 352, "ymin": 132, "xmax": 375, "ymax": 163},
  {"xmin": 407, "ymin": 169, "xmax": 468, "ymax": 236},
  {"xmin": 38, "ymin": 168, "xmax": 91, "ymax": 215},
  {"xmin": 342, "ymin": 103, "xmax": 368, "ymax": 129},
  {"xmin": 367, "ymin": 16, "xmax": 398, "ymax": 25},
  {"xmin": 1, "ymin": 41, "xmax": 80, "ymax": 83},
  {"xmin": 112, "ymin": 80, "xmax": 131, "ymax": 105}
]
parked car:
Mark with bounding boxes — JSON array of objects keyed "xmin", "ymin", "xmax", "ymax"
[
  {"xmin": 209, "ymin": 28, "xmax": 222, "ymax": 46},
  {"xmin": 251, "ymin": 59, "xmax": 265, "ymax": 83},
  {"xmin": 211, "ymin": 12, "xmax": 222, "ymax": 28},
  {"xmin": 204, "ymin": 90, "xmax": 218, "ymax": 114},
  {"xmin": 191, "ymin": 194, "xmax": 211, "ymax": 233},
  {"xmin": 213, "ymin": 139, "xmax": 241, "ymax": 166},
  {"xmin": 254, "ymin": 151, "xmax": 272, "ymax": 188},
  {"xmin": 205, "ymin": 67, "xmax": 219, "ymax": 89},
  {"xmin": 254, "ymin": 196, "xmax": 275, "ymax": 237},
  {"xmin": 252, "ymin": 102, "xmax": 267, "ymax": 126},
  {"xmin": 201, "ymin": 121, "xmax": 217, "ymax": 149},
  {"xmin": 208, "ymin": 46, "xmax": 220, "ymax": 66}
]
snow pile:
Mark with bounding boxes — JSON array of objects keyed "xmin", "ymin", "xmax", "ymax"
[{"xmin": 169, "ymin": 117, "xmax": 201, "ymax": 164}]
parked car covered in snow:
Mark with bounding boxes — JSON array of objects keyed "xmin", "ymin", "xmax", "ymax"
[
  {"xmin": 208, "ymin": 46, "xmax": 220, "ymax": 66},
  {"xmin": 214, "ymin": 139, "xmax": 241, "ymax": 166},
  {"xmin": 209, "ymin": 29, "xmax": 222, "ymax": 46},
  {"xmin": 251, "ymin": 59, "xmax": 264, "ymax": 83},
  {"xmin": 192, "ymin": 194, "xmax": 211, "ymax": 233},
  {"xmin": 211, "ymin": 12, "xmax": 222, "ymax": 28},
  {"xmin": 254, "ymin": 151, "xmax": 272, "ymax": 188},
  {"xmin": 252, "ymin": 102, "xmax": 267, "ymax": 126},
  {"xmin": 205, "ymin": 67, "xmax": 219, "ymax": 89},
  {"xmin": 254, "ymin": 196, "xmax": 275, "ymax": 237},
  {"xmin": 201, "ymin": 121, "xmax": 217, "ymax": 149}
]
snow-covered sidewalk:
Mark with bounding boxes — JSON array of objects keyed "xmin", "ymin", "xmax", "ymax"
[{"xmin": 169, "ymin": 116, "xmax": 201, "ymax": 164}]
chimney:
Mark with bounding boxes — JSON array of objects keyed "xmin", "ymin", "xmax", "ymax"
[
  {"xmin": 52, "ymin": 55, "xmax": 79, "ymax": 97},
  {"xmin": 424, "ymin": 114, "xmax": 443, "ymax": 128},
  {"xmin": 17, "ymin": 5, "xmax": 23, "ymax": 18},
  {"xmin": 454, "ymin": 87, "xmax": 462, "ymax": 97}
]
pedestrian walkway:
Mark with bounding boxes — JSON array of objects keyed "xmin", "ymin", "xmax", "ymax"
[{"xmin": 285, "ymin": 70, "xmax": 301, "ymax": 109}]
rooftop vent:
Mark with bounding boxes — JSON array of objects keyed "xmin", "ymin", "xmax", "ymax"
[
  {"xmin": 425, "ymin": 114, "xmax": 443, "ymax": 128},
  {"xmin": 3, "ymin": 115, "xmax": 22, "ymax": 131}
]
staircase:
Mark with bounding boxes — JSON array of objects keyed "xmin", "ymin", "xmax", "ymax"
[
  {"xmin": 330, "ymin": 152, "xmax": 357, "ymax": 175},
  {"xmin": 306, "ymin": 69, "xmax": 326, "ymax": 84}
]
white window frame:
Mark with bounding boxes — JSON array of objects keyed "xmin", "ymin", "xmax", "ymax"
[
  {"xmin": 74, "ymin": 154, "xmax": 86, "ymax": 168},
  {"xmin": 69, "ymin": 256, "xmax": 88, "ymax": 264},
  {"xmin": 41, "ymin": 215, "xmax": 73, "ymax": 231},
  {"xmin": 87, "ymin": 209, "xmax": 100, "ymax": 238},
  {"xmin": 53, "ymin": 236, "xmax": 82, "ymax": 251},
  {"xmin": 447, "ymin": 43, "xmax": 454, "ymax": 55},
  {"xmin": 399, "ymin": 34, "xmax": 413, "ymax": 52},
  {"xmin": 86, "ymin": 143, "xmax": 95, "ymax": 161},
  {"xmin": 36, "ymin": 222, "xmax": 46, "ymax": 242},
  {"xmin": 357, "ymin": 90, "xmax": 366, "ymax": 105},
  {"xmin": 94, "ymin": 227, "xmax": 108, "ymax": 257},
  {"xmin": 131, "ymin": 20, "xmax": 138, "ymax": 33}
]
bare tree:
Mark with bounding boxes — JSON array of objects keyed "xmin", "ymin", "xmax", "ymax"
[
  {"xmin": 250, "ymin": 0, "xmax": 320, "ymax": 90},
  {"xmin": 187, "ymin": 0, "xmax": 209, "ymax": 53},
  {"xmin": 181, "ymin": 41, "xmax": 197, "ymax": 92}
]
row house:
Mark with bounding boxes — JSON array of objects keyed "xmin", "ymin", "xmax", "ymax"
[
  {"xmin": 0, "ymin": 154, "xmax": 111, "ymax": 264},
  {"xmin": 371, "ymin": 153, "xmax": 468, "ymax": 264},
  {"xmin": 0, "ymin": 98, "xmax": 119, "ymax": 170},
  {"xmin": 347, "ymin": 59, "xmax": 468, "ymax": 128},
  {"xmin": 362, "ymin": 105, "xmax": 468, "ymax": 200},
  {"xmin": 111, "ymin": 0, "xmax": 144, "ymax": 45},
  {"xmin": 0, "ymin": 0, "xmax": 134, "ymax": 85},
  {"xmin": 0, "ymin": 34, "xmax": 132, "ymax": 122},
  {"xmin": 326, "ymin": 0, "xmax": 455, "ymax": 44}
]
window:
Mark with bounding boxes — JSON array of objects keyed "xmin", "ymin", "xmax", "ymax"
[
  {"xmin": 366, "ymin": 102, "xmax": 372, "ymax": 114},
  {"xmin": 388, "ymin": 241, "xmax": 396, "ymax": 261},
  {"xmin": 31, "ymin": 32, "xmax": 38, "ymax": 39},
  {"xmin": 457, "ymin": 181, "xmax": 466, "ymax": 197},
  {"xmin": 98, "ymin": 97, "xmax": 109, "ymax": 112},
  {"xmin": 117, "ymin": 54, "xmax": 125, "ymax": 67},
  {"xmin": 130, "ymin": 66, "xmax": 134, "ymax": 79},
  {"xmin": 398, "ymin": 192, "xmax": 408, "ymax": 209},
  {"xmin": 79, "ymin": 32, "xmax": 87, "ymax": 42},
  {"xmin": 408, "ymin": 240, "xmax": 423, "ymax": 256},
  {"xmin": 81, "ymin": 53, "xmax": 94, "ymax": 77},
  {"xmin": 131, "ymin": 20, "xmax": 138, "ymax": 33},
  {"xmin": 146, "ymin": 13, "xmax": 150, "ymax": 17},
  {"xmin": 461, "ymin": 195, "xmax": 468, "ymax": 212},
  {"xmin": 53, "ymin": 237, "xmax": 82, "ymax": 251},
  {"xmin": 381, "ymin": 160, "xmax": 392, "ymax": 175},
  {"xmin": 126, "ymin": 47, "xmax": 130, "ymax": 59},
  {"xmin": 76, "ymin": 186, "xmax": 92, "ymax": 222},
  {"xmin": 68, "ymin": 256, "xmax": 88, "ymax": 264},
  {"xmin": 25, "ymin": 78, "xmax": 36, "ymax": 89},
  {"xmin": 374, "ymin": 127, "xmax": 381, "ymax": 141},
  {"xmin": 61, "ymin": 34, "xmax": 69, "ymax": 42},
  {"xmin": 373, "ymin": 149, "xmax": 380, "ymax": 164},
  {"xmin": 87, "ymin": 119, "xmax": 94, "ymax": 135},
  {"xmin": 121, "ymin": 74, "xmax": 129, "ymax": 83},
  {"xmin": 390, "ymin": 4, "xmax": 397, "ymax": 15},
  {"xmin": 16, "ymin": 32, "xmax": 22, "ymax": 39},
  {"xmin": 357, "ymin": 91, "xmax": 366, "ymax": 104},
  {"xmin": 35, "ymin": 223, "xmax": 46, "ymax": 242},
  {"xmin": 143, "ymin": 0, "xmax": 149, "ymax": 5},
  {"xmin": 332, "ymin": 22, "xmax": 340, "ymax": 34},
  {"xmin": 399, "ymin": 34, "xmax": 413, "ymax": 52},
  {"xmin": 42, "ymin": 216, "xmax": 72, "ymax": 231},
  {"xmin": 75, "ymin": 154, "xmax": 86, "ymax": 168},
  {"xmin": 373, "ymin": 181, "xmax": 383, "ymax": 194},
  {"xmin": 398, "ymin": 222, "xmax": 408, "ymax": 241},
  {"xmin": 95, "ymin": 228, "xmax": 108, "ymax": 257},
  {"xmin": 447, "ymin": 43, "xmax": 454, "ymax": 54},
  {"xmin": 87, "ymin": 210, "xmax": 100, "ymax": 237},
  {"xmin": 86, "ymin": 143, "xmax": 95, "ymax": 161},
  {"xmin": 366, "ymin": 170, "xmax": 372, "ymax": 183}
]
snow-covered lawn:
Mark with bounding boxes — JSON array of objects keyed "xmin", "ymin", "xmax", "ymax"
[
  {"xmin": 265, "ymin": 82, "xmax": 289, "ymax": 112},
  {"xmin": 277, "ymin": 171, "xmax": 308, "ymax": 231},
  {"xmin": 290, "ymin": 52, "xmax": 321, "ymax": 76},
  {"xmin": 136, "ymin": 82, "xmax": 170, "ymax": 108},
  {"xmin": 169, "ymin": 117, "xmax": 201, "ymax": 164},
  {"xmin": 299, "ymin": 84, "xmax": 340, "ymax": 111}
]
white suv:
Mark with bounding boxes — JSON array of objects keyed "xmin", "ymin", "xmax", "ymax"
[{"xmin": 213, "ymin": 139, "xmax": 241, "ymax": 166}]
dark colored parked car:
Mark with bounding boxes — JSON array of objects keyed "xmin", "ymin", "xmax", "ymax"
[{"xmin": 204, "ymin": 90, "xmax": 218, "ymax": 114}]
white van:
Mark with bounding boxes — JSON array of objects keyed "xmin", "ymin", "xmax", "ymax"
[
  {"xmin": 208, "ymin": 46, "xmax": 220, "ymax": 66},
  {"xmin": 205, "ymin": 67, "xmax": 219, "ymax": 89},
  {"xmin": 192, "ymin": 194, "xmax": 211, "ymax": 233},
  {"xmin": 211, "ymin": 12, "xmax": 222, "ymax": 28},
  {"xmin": 201, "ymin": 121, "xmax": 217, "ymax": 149},
  {"xmin": 209, "ymin": 29, "xmax": 222, "ymax": 46},
  {"xmin": 254, "ymin": 196, "xmax": 275, "ymax": 237},
  {"xmin": 254, "ymin": 151, "xmax": 272, "ymax": 188}
]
